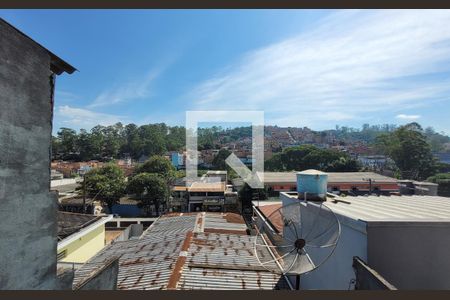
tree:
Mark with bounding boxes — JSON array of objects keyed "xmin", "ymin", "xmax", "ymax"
[
  {"xmin": 127, "ymin": 173, "xmax": 169, "ymax": 216},
  {"xmin": 84, "ymin": 163, "xmax": 126, "ymax": 209},
  {"xmin": 264, "ymin": 145, "xmax": 360, "ymax": 172},
  {"xmin": 212, "ymin": 148, "xmax": 232, "ymax": 170},
  {"xmin": 57, "ymin": 127, "xmax": 78, "ymax": 160},
  {"xmin": 375, "ymin": 123, "xmax": 436, "ymax": 180},
  {"xmin": 139, "ymin": 124, "xmax": 167, "ymax": 157},
  {"xmin": 136, "ymin": 155, "xmax": 176, "ymax": 180}
]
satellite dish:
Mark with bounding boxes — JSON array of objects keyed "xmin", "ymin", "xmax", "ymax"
[{"xmin": 254, "ymin": 200, "xmax": 341, "ymax": 277}]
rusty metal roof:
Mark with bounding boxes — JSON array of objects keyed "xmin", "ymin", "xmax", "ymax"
[{"xmin": 73, "ymin": 212, "xmax": 291, "ymax": 290}]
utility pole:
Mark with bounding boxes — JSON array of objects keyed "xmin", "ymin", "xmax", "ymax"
[{"xmin": 82, "ymin": 171, "xmax": 86, "ymax": 213}]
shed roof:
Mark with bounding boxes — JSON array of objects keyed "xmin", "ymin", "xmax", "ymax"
[
  {"xmin": 257, "ymin": 171, "xmax": 397, "ymax": 184},
  {"xmin": 326, "ymin": 195, "xmax": 450, "ymax": 222},
  {"xmin": 57, "ymin": 212, "xmax": 101, "ymax": 239},
  {"xmin": 73, "ymin": 212, "xmax": 290, "ymax": 290},
  {"xmin": 188, "ymin": 182, "xmax": 226, "ymax": 193}
]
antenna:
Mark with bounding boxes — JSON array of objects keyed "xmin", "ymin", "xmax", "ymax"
[{"xmin": 253, "ymin": 200, "xmax": 341, "ymax": 289}]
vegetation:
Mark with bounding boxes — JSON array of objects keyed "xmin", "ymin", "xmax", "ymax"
[
  {"xmin": 265, "ymin": 145, "xmax": 360, "ymax": 172},
  {"xmin": 52, "ymin": 123, "xmax": 185, "ymax": 161},
  {"xmin": 212, "ymin": 148, "xmax": 232, "ymax": 170},
  {"xmin": 53, "ymin": 122, "xmax": 450, "ymax": 163},
  {"xmin": 84, "ymin": 163, "xmax": 126, "ymax": 209},
  {"xmin": 127, "ymin": 173, "xmax": 169, "ymax": 215},
  {"xmin": 135, "ymin": 155, "xmax": 176, "ymax": 180},
  {"xmin": 427, "ymin": 173, "xmax": 450, "ymax": 197},
  {"xmin": 375, "ymin": 123, "xmax": 437, "ymax": 180}
]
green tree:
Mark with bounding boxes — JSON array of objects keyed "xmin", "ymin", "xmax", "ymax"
[
  {"xmin": 212, "ymin": 148, "xmax": 232, "ymax": 170},
  {"xmin": 139, "ymin": 124, "xmax": 167, "ymax": 157},
  {"xmin": 57, "ymin": 127, "xmax": 78, "ymax": 160},
  {"xmin": 84, "ymin": 163, "xmax": 126, "ymax": 209},
  {"xmin": 51, "ymin": 136, "xmax": 61, "ymax": 160},
  {"xmin": 427, "ymin": 173, "xmax": 450, "ymax": 197},
  {"xmin": 264, "ymin": 145, "xmax": 360, "ymax": 172},
  {"xmin": 127, "ymin": 173, "xmax": 169, "ymax": 216},
  {"xmin": 375, "ymin": 123, "xmax": 436, "ymax": 180},
  {"xmin": 136, "ymin": 155, "xmax": 176, "ymax": 180}
]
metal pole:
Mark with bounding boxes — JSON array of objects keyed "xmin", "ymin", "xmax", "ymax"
[
  {"xmin": 82, "ymin": 173, "xmax": 86, "ymax": 213},
  {"xmin": 296, "ymin": 275, "xmax": 300, "ymax": 290}
]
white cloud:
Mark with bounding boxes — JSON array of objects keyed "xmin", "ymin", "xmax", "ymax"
[
  {"xmin": 189, "ymin": 10, "xmax": 450, "ymax": 128},
  {"xmin": 56, "ymin": 105, "xmax": 128, "ymax": 129},
  {"xmin": 88, "ymin": 69, "xmax": 161, "ymax": 108},
  {"xmin": 396, "ymin": 114, "xmax": 421, "ymax": 120}
]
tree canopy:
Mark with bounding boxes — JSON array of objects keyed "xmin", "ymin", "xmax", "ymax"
[
  {"xmin": 375, "ymin": 123, "xmax": 436, "ymax": 180},
  {"xmin": 212, "ymin": 148, "xmax": 232, "ymax": 170},
  {"xmin": 127, "ymin": 173, "xmax": 169, "ymax": 215},
  {"xmin": 84, "ymin": 163, "xmax": 126, "ymax": 208},
  {"xmin": 264, "ymin": 145, "xmax": 360, "ymax": 172},
  {"xmin": 135, "ymin": 155, "xmax": 176, "ymax": 180}
]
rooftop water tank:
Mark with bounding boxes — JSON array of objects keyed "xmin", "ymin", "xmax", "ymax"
[{"xmin": 296, "ymin": 169, "xmax": 328, "ymax": 201}]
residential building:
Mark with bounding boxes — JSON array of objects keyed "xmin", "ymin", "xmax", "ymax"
[
  {"xmin": 0, "ymin": 18, "xmax": 76, "ymax": 290},
  {"xmin": 253, "ymin": 170, "xmax": 450, "ymax": 289},
  {"xmin": 170, "ymin": 177, "xmax": 238, "ymax": 213},
  {"xmin": 57, "ymin": 212, "xmax": 113, "ymax": 264},
  {"xmin": 170, "ymin": 152, "xmax": 184, "ymax": 170},
  {"xmin": 205, "ymin": 170, "xmax": 228, "ymax": 182},
  {"xmin": 72, "ymin": 212, "xmax": 291, "ymax": 290}
]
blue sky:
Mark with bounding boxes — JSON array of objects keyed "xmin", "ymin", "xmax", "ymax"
[{"xmin": 2, "ymin": 9, "xmax": 450, "ymax": 135}]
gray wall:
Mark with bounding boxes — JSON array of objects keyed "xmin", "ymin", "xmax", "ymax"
[
  {"xmin": 0, "ymin": 20, "xmax": 58, "ymax": 289},
  {"xmin": 368, "ymin": 222, "xmax": 450, "ymax": 289},
  {"xmin": 280, "ymin": 193, "xmax": 368, "ymax": 290},
  {"xmin": 73, "ymin": 258, "xmax": 119, "ymax": 290},
  {"xmin": 298, "ymin": 217, "xmax": 367, "ymax": 289}
]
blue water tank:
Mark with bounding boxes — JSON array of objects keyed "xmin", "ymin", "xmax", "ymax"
[{"xmin": 296, "ymin": 169, "xmax": 328, "ymax": 201}]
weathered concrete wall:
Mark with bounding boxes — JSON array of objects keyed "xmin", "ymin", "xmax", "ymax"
[
  {"xmin": 368, "ymin": 222, "xmax": 450, "ymax": 289},
  {"xmin": 73, "ymin": 258, "xmax": 119, "ymax": 290},
  {"xmin": 0, "ymin": 20, "xmax": 58, "ymax": 289}
]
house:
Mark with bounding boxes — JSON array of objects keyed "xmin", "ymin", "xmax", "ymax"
[
  {"xmin": 72, "ymin": 212, "xmax": 291, "ymax": 290},
  {"xmin": 57, "ymin": 212, "xmax": 113, "ymax": 264},
  {"xmin": 253, "ymin": 171, "xmax": 450, "ymax": 289}
]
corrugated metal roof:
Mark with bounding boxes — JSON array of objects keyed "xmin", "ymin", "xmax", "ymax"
[
  {"xmin": 325, "ymin": 195, "xmax": 450, "ymax": 222},
  {"xmin": 73, "ymin": 212, "xmax": 290, "ymax": 290},
  {"xmin": 189, "ymin": 182, "xmax": 226, "ymax": 192},
  {"xmin": 257, "ymin": 171, "xmax": 397, "ymax": 184}
]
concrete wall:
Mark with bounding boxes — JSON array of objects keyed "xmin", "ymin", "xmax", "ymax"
[
  {"xmin": 298, "ymin": 217, "xmax": 367, "ymax": 289},
  {"xmin": 367, "ymin": 222, "xmax": 450, "ymax": 289},
  {"xmin": 73, "ymin": 258, "xmax": 119, "ymax": 290},
  {"xmin": 280, "ymin": 193, "xmax": 368, "ymax": 290},
  {"xmin": 0, "ymin": 20, "xmax": 59, "ymax": 289},
  {"xmin": 58, "ymin": 225, "xmax": 106, "ymax": 263}
]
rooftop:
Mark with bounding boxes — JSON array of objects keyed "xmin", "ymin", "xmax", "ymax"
[
  {"xmin": 279, "ymin": 193, "xmax": 450, "ymax": 223},
  {"xmin": 57, "ymin": 212, "xmax": 101, "ymax": 240},
  {"xmin": 206, "ymin": 170, "xmax": 228, "ymax": 175},
  {"xmin": 257, "ymin": 171, "xmax": 398, "ymax": 184},
  {"xmin": 73, "ymin": 212, "xmax": 291, "ymax": 290}
]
